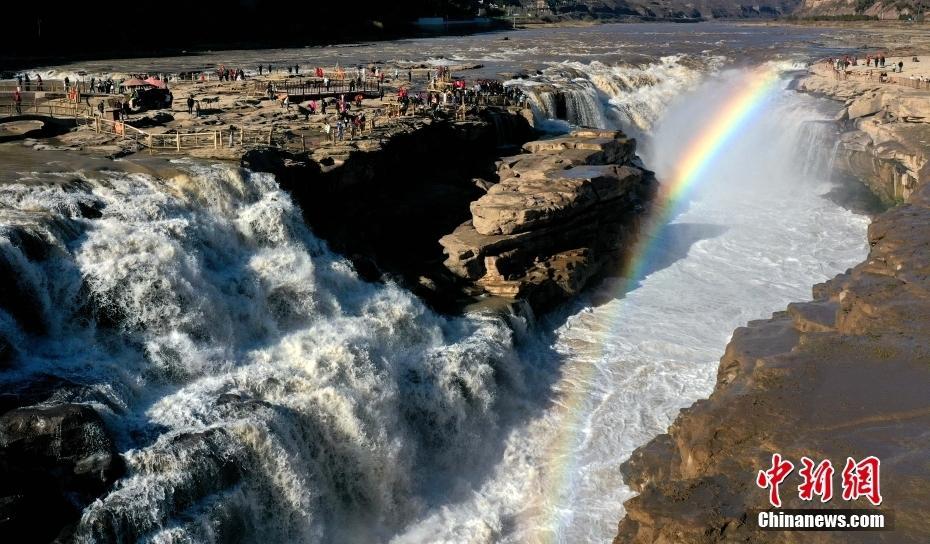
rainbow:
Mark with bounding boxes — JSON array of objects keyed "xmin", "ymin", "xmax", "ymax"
[{"xmin": 534, "ymin": 66, "xmax": 783, "ymax": 542}]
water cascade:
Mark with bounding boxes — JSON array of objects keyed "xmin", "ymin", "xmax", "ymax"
[
  {"xmin": 0, "ymin": 164, "xmax": 534, "ymax": 543},
  {"xmin": 391, "ymin": 68, "xmax": 870, "ymax": 543}
]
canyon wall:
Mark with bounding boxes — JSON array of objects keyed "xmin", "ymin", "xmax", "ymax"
[
  {"xmin": 614, "ymin": 66, "xmax": 930, "ymax": 544},
  {"xmin": 245, "ymin": 115, "xmax": 656, "ymax": 314},
  {"xmin": 440, "ymin": 128, "xmax": 656, "ymax": 312},
  {"xmin": 797, "ymin": 65, "xmax": 929, "ymax": 205}
]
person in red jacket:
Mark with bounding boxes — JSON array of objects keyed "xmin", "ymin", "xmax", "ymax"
[{"xmin": 13, "ymin": 87, "xmax": 22, "ymax": 115}]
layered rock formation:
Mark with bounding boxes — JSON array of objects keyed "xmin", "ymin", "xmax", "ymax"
[
  {"xmin": 797, "ymin": 62, "xmax": 929, "ymax": 205},
  {"xmin": 615, "ymin": 66, "xmax": 930, "ymax": 544},
  {"xmin": 793, "ymin": 0, "xmax": 920, "ymax": 19},
  {"xmin": 440, "ymin": 129, "xmax": 656, "ymax": 311},
  {"xmin": 243, "ymin": 109, "xmax": 537, "ymax": 312}
]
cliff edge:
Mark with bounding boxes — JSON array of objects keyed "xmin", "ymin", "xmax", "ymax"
[
  {"xmin": 440, "ymin": 128, "xmax": 656, "ymax": 312},
  {"xmin": 614, "ymin": 64, "xmax": 930, "ymax": 543}
]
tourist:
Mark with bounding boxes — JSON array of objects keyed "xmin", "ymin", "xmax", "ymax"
[
  {"xmin": 283, "ymin": 96, "xmax": 290, "ymax": 110},
  {"xmin": 194, "ymin": 100, "xmax": 200, "ymax": 117},
  {"xmin": 259, "ymin": 65, "xmax": 263, "ymax": 75},
  {"xmin": 295, "ymin": 64, "xmax": 299, "ymax": 74},
  {"xmin": 321, "ymin": 100, "xmax": 327, "ymax": 115},
  {"xmin": 408, "ymin": 69, "xmax": 412, "ymax": 82},
  {"xmin": 36, "ymin": 74, "xmax": 43, "ymax": 91},
  {"xmin": 187, "ymin": 96, "xmax": 195, "ymax": 115},
  {"xmin": 24, "ymin": 74, "xmax": 30, "ymax": 90},
  {"xmin": 16, "ymin": 75, "xmax": 22, "ymax": 88},
  {"xmin": 64, "ymin": 76, "xmax": 70, "ymax": 90},
  {"xmin": 898, "ymin": 60, "xmax": 904, "ymax": 72},
  {"xmin": 13, "ymin": 87, "xmax": 22, "ymax": 115},
  {"xmin": 97, "ymin": 101, "xmax": 104, "ymax": 116},
  {"xmin": 337, "ymin": 120, "xmax": 344, "ymax": 141}
]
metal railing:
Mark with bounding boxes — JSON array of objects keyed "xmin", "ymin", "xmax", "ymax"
[
  {"xmin": 0, "ymin": 102, "xmax": 92, "ymax": 119},
  {"xmin": 816, "ymin": 60, "xmax": 930, "ymax": 90},
  {"xmin": 146, "ymin": 127, "xmax": 272, "ymax": 152}
]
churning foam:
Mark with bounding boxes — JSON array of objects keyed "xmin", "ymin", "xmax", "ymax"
[
  {"xmin": 1, "ymin": 60, "xmax": 871, "ymax": 544},
  {"xmin": 510, "ymin": 55, "xmax": 725, "ymax": 132},
  {"xmin": 392, "ymin": 67, "xmax": 869, "ymax": 544},
  {"xmin": 0, "ymin": 162, "xmax": 534, "ymax": 543}
]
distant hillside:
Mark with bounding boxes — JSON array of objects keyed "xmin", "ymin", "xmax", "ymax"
[
  {"xmin": 791, "ymin": 0, "xmax": 926, "ymax": 18},
  {"xmin": 531, "ymin": 0, "xmax": 802, "ymax": 19},
  {"xmin": 0, "ymin": 0, "xmax": 490, "ymax": 70}
]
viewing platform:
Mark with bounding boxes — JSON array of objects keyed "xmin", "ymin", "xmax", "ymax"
[{"xmin": 261, "ymin": 78, "xmax": 383, "ymax": 100}]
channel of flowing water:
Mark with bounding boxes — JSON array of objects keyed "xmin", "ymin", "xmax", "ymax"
[{"xmin": 2, "ymin": 23, "xmax": 871, "ymax": 544}]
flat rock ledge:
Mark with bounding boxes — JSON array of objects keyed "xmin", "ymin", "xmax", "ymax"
[
  {"xmin": 439, "ymin": 129, "xmax": 656, "ymax": 311},
  {"xmin": 797, "ymin": 65, "xmax": 930, "ymax": 206},
  {"xmin": 615, "ymin": 180, "xmax": 930, "ymax": 543}
]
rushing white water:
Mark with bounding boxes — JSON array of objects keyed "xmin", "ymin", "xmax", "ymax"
[
  {"xmin": 0, "ymin": 163, "xmax": 539, "ymax": 543},
  {"xmin": 4, "ymin": 47, "xmax": 871, "ymax": 544},
  {"xmin": 390, "ymin": 69, "xmax": 870, "ymax": 543},
  {"xmin": 511, "ymin": 55, "xmax": 723, "ymax": 133}
]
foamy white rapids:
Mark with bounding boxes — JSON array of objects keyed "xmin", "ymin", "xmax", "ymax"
[
  {"xmin": 2, "ymin": 60, "xmax": 871, "ymax": 544},
  {"xmin": 0, "ymin": 164, "xmax": 532, "ymax": 543},
  {"xmin": 391, "ymin": 69, "xmax": 870, "ymax": 543},
  {"xmin": 509, "ymin": 55, "xmax": 724, "ymax": 132}
]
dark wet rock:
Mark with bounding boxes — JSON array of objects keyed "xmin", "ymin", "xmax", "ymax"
[
  {"xmin": 0, "ymin": 232, "xmax": 47, "ymax": 335},
  {"xmin": 74, "ymin": 428, "xmax": 242, "ymax": 544},
  {"xmin": 128, "ymin": 112, "xmax": 174, "ymax": 129},
  {"xmin": 0, "ymin": 404, "xmax": 124, "ymax": 544},
  {"xmin": 243, "ymin": 110, "xmax": 536, "ymax": 313},
  {"xmin": 0, "ymin": 334, "xmax": 14, "ymax": 370}
]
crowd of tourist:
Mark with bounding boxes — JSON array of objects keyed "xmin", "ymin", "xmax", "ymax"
[
  {"xmin": 826, "ymin": 53, "xmax": 924, "ymax": 86},
  {"xmin": 5, "ymin": 59, "xmax": 534, "ymax": 151}
]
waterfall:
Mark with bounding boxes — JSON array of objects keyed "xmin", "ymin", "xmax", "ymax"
[
  {"xmin": 0, "ymin": 163, "xmax": 532, "ymax": 543},
  {"xmin": 387, "ymin": 68, "xmax": 870, "ymax": 543},
  {"xmin": 509, "ymin": 55, "xmax": 724, "ymax": 133}
]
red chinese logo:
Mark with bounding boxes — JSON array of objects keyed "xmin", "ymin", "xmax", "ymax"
[
  {"xmin": 798, "ymin": 457, "xmax": 834, "ymax": 502},
  {"xmin": 756, "ymin": 453, "xmax": 794, "ymax": 508},
  {"xmin": 841, "ymin": 456, "xmax": 883, "ymax": 506},
  {"xmin": 757, "ymin": 454, "xmax": 882, "ymax": 507}
]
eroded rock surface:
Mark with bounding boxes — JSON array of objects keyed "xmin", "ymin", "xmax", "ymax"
[
  {"xmin": 0, "ymin": 404, "xmax": 125, "ymax": 543},
  {"xmin": 615, "ymin": 178, "xmax": 930, "ymax": 544},
  {"xmin": 440, "ymin": 129, "xmax": 656, "ymax": 311},
  {"xmin": 797, "ymin": 65, "xmax": 929, "ymax": 205}
]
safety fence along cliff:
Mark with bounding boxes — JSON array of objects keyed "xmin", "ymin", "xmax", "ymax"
[{"xmin": 145, "ymin": 127, "xmax": 273, "ymax": 152}]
